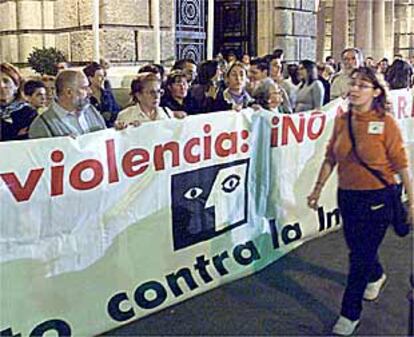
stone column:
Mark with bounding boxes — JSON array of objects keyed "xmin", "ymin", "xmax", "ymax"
[
  {"xmin": 409, "ymin": 1, "xmax": 414, "ymax": 57},
  {"xmin": 372, "ymin": 0, "xmax": 386, "ymax": 60},
  {"xmin": 355, "ymin": 0, "xmax": 373, "ymax": 58},
  {"xmin": 394, "ymin": 0, "xmax": 403, "ymax": 55},
  {"xmin": 152, "ymin": 0, "xmax": 161, "ymax": 63},
  {"xmin": 332, "ymin": 0, "xmax": 349, "ymax": 61},
  {"xmin": 207, "ymin": 0, "xmax": 214, "ymax": 59},
  {"xmin": 316, "ymin": 0, "xmax": 326, "ymax": 62},
  {"xmin": 384, "ymin": 0, "xmax": 395, "ymax": 60},
  {"xmin": 16, "ymin": 0, "xmax": 43, "ymax": 63},
  {"xmin": 42, "ymin": 0, "xmax": 55, "ymax": 48},
  {"xmin": 0, "ymin": 1, "xmax": 18, "ymax": 62},
  {"xmin": 257, "ymin": 0, "xmax": 273, "ymax": 56},
  {"xmin": 92, "ymin": 0, "xmax": 100, "ymax": 62}
]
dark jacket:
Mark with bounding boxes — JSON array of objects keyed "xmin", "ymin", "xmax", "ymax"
[
  {"xmin": 160, "ymin": 94, "xmax": 189, "ymax": 113},
  {"xmin": 89, "ymin": 88, "xmax": 121, "ymax": 128},
  {"xmin": 211, "ymin": 88, "xmax": 253, "ymax": 112},
  {"xmin": 0, "ymin": 100, "xmax": 38, "ymax": 141}
]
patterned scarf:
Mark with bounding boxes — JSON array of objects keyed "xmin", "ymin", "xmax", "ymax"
[{"xmin": 0, "ymin": 100, "xmax": 29, "ymax": 123}]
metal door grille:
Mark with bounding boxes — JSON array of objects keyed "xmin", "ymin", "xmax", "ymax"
[{"xmin": 175, "ymin": 0, "xmax": 206, "ymax": 62}]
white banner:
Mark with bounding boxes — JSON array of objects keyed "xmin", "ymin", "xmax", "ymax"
[{"xmin": 0, "ymin": 91, "xmax": 412, "ymax": 337}]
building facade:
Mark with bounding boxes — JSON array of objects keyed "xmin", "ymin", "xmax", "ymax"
[
  {"xmin": 0, "ymin": 0, "xmax": 412, "ymax": 67},
  {"xmin": 318, "ymin": 0, "xmax": 414, "ymax": 62}
]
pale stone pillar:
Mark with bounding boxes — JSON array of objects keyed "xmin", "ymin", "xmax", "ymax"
[
  {"xmin": 332, "ymin": 0, "xmax": 349, "ymax": 61},
  {"xmin": 394, "ymin": 0, "xmax": 404, "ymax": 55},
  {"xmin": 207, "ymin": 0, "xmax": 214, "ymax": 59},
  {"xmin": 316, "ymin": 0, "xmax": 326, "ymax": 62},
  {"xmin": 257, "ymin": 0, "xmax": 273, "ymax": 56},
  {"xmin": 372, "ymin": 0, "xmax": 386, "ymax": 60},
  {"xmin": 152, "ymin": 0, "xmax": 161, "ymax": 63},
  {"xmin": 41, "ymin": 1, "xmax": 55, "ymax": 48},
  {"xmin": 409, "ymin": 1, "xmax": 414, "ymax": 57},
  {"xmin": 355, "ymin": 0, "xmax": 373, "ymax": 58},
  {"xmin": 92, "ymin": 0, "xmax": 100, "ymax": 62},
  {"xmin": 384, "ymin": 0, "xmax": 395, "ymax": 60}
]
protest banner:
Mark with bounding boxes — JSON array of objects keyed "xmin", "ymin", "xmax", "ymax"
[{"xmin": 0, "ymin": 91, "xmax": 412, "ymax": 336}]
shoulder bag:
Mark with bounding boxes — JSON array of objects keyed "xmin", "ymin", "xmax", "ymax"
[{"xmin": 347, "ymin": 110, "xmax": 410, "ymax": 237}]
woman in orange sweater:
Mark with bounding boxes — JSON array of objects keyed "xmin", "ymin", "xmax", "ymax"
[{"xmin": 307, "ymin": 67, "xmax": 413, "ymax": 336}]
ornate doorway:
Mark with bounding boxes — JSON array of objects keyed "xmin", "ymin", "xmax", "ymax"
[
  {"xmin": 175, "ymin": 0, "xmax": 207, "ymax": 62},
  {"xmin": 213, "ymin": 0, "xmax": 257, "ymax": 58}
]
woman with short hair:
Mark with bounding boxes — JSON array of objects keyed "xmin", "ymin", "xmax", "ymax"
[
  {"xmin": 83, "ymin": 62, "xmax": 120, "ymax": 127},
  {"xmin": 252, "ymin": 78, "xmax": 285, "ymax": 114},
  {"xmin": 115, "ymin": 73, "xmax": 175, "ymax": 129},
  {"xmin": 160, "ymin": 70, "xmax": 189, "ymax": 114}
]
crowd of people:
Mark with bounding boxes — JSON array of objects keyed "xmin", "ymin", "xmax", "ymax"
[
  {"xmin": 1, "ymin": 47, "xmax": 414, "ymax": 337},
  {"xmin": 1, "ymin": 47, "xmax": 413, "ymax": 141}
]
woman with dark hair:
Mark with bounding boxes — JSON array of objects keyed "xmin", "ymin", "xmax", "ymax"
[
  {"xmin": 307, "ymin": 67, "xmax": 413, "ymax": 336},
  {"xmin": 83, "ymin": 62, "xmax": 120, "ymax": 127},
  {"xmin": 295, "ymin": 59, "xmax": 324, "ymax": 112},
  {"xmin": 138, "ymin": 63, "xmax": 165, "ymax": 82},
  {"xmin": 385, "ymin": 59, "xmax": 413, "ymax": 89},
  {"xmin": 186, "ymin": 60, "xmax": 223, "ymax": 114},
  {"xmin": 160, "ymin": 70, "xmax": 189, "ymax": 113},
  {"xmin": 0, "ymin": 63, "xmax": 38, "ymax": 141},
  {"xmin": 317, "ymin": 63, "xmax": 331, "ymax": 105}
]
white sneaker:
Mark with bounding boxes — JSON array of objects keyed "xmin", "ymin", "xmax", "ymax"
[
  {"xmin": 332, "ymin": 316, "xmax": 360, "ymax": 336},
  {"xmin": 363, "ymin": 273, "xmax": 387, "ymax": 301}
]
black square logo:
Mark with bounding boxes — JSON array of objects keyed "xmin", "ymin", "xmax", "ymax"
[{"xmin": 171, "ymin": 159, "xmax": 249, "ymax": 250}]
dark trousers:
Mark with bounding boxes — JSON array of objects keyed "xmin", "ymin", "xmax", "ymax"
[{"xmin": 338, "ymin": 188, "xmax": 391, "ymax": 321}]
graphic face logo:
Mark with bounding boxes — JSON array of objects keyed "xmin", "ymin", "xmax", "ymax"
[{"xmin": 171, "ymin": 159, "xmax": 249, "ymax": 250}]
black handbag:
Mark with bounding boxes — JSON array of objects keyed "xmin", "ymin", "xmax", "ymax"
[{"xmin": 347, "ymin": 110, "xmax": 410, "ymax": 237}]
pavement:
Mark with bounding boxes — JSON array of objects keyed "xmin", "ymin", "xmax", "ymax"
[{"xmin": 101, "ymin": 228, "xmax": 413, "ymax": 336}]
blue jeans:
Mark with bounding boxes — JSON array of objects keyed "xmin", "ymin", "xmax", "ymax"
[{"xmin": 338, "ymin": 188, "xmax": 391, "ymax": 321}]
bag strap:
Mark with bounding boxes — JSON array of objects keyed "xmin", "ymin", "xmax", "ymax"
[
  {"xmin": 40, "ymin": 115, "xmax": 55, "ymax": 136},
  {"xmin": 162, "ymin": 106, "xmax": 172, "ymax": 119},
  {"xmin": 347, "ymin": 110, "xmax": 390, "ymax": 188}
]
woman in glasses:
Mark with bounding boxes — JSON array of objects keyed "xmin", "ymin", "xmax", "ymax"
[
  {"xmin": 307, "ymin": 67, "xmax": 413, "ymax": 336},
  {"xmin": 251, "ymin": 78, "xmax": 286, "ymax": 114},
  {"xmin": 160, "ymin": 70, "xmax": 190, "ymax": 114},
  {"xmin": 115, "ymin": 72, "xmax": 174, "ymax": 129}
]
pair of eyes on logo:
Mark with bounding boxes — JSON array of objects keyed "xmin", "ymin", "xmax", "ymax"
[
  {"xmin": 171, "ymin": 159, "xmax": 249, "ymax": 250},
  {"xmin": 183, "ymin": 174, "xmax": 241, "ymax": 200}
]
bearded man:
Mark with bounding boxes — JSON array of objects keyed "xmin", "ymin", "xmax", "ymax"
[{"xmin": 29, "ymin": 70, "xmax": 106, "ymax": 139}]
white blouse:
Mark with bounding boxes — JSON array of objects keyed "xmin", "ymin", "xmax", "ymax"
[{"xmin": 116, "ymin": 104, "xmax": 173, "ymax": 124}]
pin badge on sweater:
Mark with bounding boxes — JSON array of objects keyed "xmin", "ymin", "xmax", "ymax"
[{"xmin": 368, "ymin": 121, "xmax": 384, "ymax": 134}]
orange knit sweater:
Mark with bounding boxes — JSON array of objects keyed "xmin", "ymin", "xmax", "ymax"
[{"xmin": 326, "ymin": 109, "xmax": 408, "ymax": 190}]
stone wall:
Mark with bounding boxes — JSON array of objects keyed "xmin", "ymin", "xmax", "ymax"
[
  {"xmin": 0, "ymin": 0, "xmax": 175, "ymax": 65},
  {"xmin": 395, "ymin": 0, "xmax": 414, "ymax": 58},
  {"xmin": 258, "ymin": 0, "xmax": 318, "ymax": 62},
  {"xmin": 1, "ymin": 0, "xmax": 412, "ymax": 67}
]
